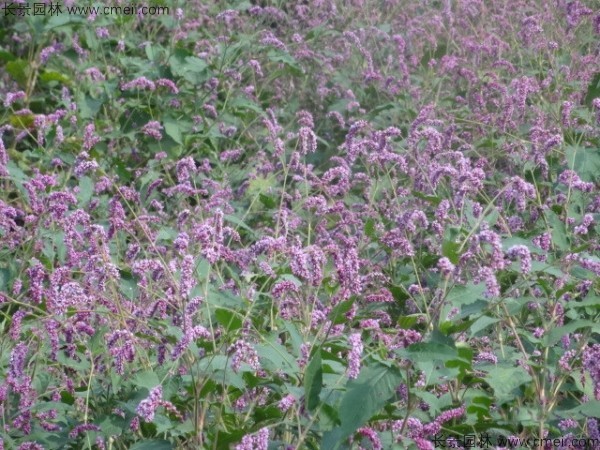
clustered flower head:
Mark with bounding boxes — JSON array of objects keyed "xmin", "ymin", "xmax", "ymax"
[
  {"xmin": 583, "ymin": 345, "xmax": 600, "ymax": 400},
  {"xmin": 235, "ymin": 427, "xmax": 270, "ymax": 450},
  {"xmin": 347, "ymin": 333, "xmax": 363, "ymax": 379},
  {"xmin": 141, "ymin": 121, "xmax": 163, "ymax": 140},
  {"xmin": 136, "ymin": 385, "xmax": 180, "ymax": 423},
  {"xmin": 2, "ymin": 1, "xmax": 600, "ymax": 447}
]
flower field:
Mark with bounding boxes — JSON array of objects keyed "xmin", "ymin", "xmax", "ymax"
[{"xmin": 1, "ymin": 1, "xmax": 600, "ymax": 449}]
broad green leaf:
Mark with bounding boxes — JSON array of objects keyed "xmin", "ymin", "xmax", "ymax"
[
  {"xmin": 0, "ymin": 50, "xmax": 16, "ymax": 63},
  {"xmin": 584, "ymin": 72, "xmax": 600, "ymax": 107},
  {"xmin": 322, "ymin": 363, "xmax": 403, "ymax": 449},
  {"xmin": 223, "ymin": 214, "xmax": 255, "ymax": 235},
  {"xmin": 163, "ymin": 116, "xmax": 183, "ymax": 144},
  {"xmin": 119, "ymin": 275, "xmax": 139, "ymax": 301},
  {"xmin": 156, "ymin": 227, "xmax": 178, "ymax": 241},
  {"xmin": 483, "ymin": 366, "xmax": 532, "ymax": 405},
  {"xmin": 134, "ymin": 371, "xmax": 160, "ymax": 390},
  {"xmin": 364, "ymin": 218, "xmax": 377, "ymax": 240},
  {"xmin": 259, "ymin": 193, "xmax": 277, "ymax": 209},
  {"xmin": 256, "ymin": 339, "xmax": 299, "ymax": 373},
  {"xmin": 565, "ymin": 145, "xmax": 600, "ymax": 182},
  {"xmin": 197, "ymin": 355, "xmax": 245, "ymax": 389},
  {"xmin": 328, "ymin": 299, "xmax": 355, "ymax": 325},
  {"xmin": 129, "ymin": 440, "xmax": 173, "ymax": 450},
  {"xmin": 40, "ymin": 70, "xmax": 71, "ymax": 84},
  {"xmin": 447, "ymin": 283, "xmax": 486, "ymax": 308},
  {"xmin": 304, "ymin": 349, "xmax": 322, "ymax": 412},
  {"xmin": 267, "ymin": 50, "xmax": 303, "ymax": 76},
  {"xmin": 230, "ymin": 97, "xmax": 263, "ymax": 114},
  {"xmin": 6, "ymin": 59, "xmax": 28, "ymax": 87},
  {"xmin": 559, "ymin": 400, "xmax": 600, "ymax": 419},
  {"xmin": 542, "ymin": 320, "xmax": 598, "ymax": 346},
  {"xmin": 469, "ymin": 316, "xmax": 500, "ymax": 336},
  {"xmin": 214, "ymin": 308, "xmax": 243, "ymax": 332},
  {"xmin": 76, "ymin": 92, "xmax": 104, "ymax": 119},
  {"xmin": 77, "ymin": 176, "xmax": 94, "ymax": 206},
  {"xmin": 405, "ymin": 342, "xmax": 458, "ymax": 363}
]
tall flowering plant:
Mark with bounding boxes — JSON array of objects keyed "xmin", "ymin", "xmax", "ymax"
[{"xmin": 1, "ymin": 0, "xmax": 600, "ymax": 449}]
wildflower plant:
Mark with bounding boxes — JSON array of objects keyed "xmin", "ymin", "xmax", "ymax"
[{"xmin": 1, "ymin": 0, "xmax": 600, "ymax": 449}]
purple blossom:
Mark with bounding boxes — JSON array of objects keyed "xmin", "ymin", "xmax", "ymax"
[
  {"xmin": 95, "ymin": 27, "xmax": 110, "ymax": 38},
  {"xmin": 504, "ymin": 176, "xmax": 536, "ymax": 212},
  {"xmin": 278, "ymin": 394, "xmax": 296, "ymax": 412},
  {"xmin": 4, "ymin": 91, "xmax": 26, "ymax": 108},
  {"xmin": 84, "ymin": 67, "xmax": 105, "ymax": 81},
  {"xmin": 478, "ymin": 266, "xmax": 500, "ymax": 298},
  {"xmin": 347, "ymin": 333, "xmax": 363, "ymax": 379},
  {"xmin": 156, "ymin": 78, "xmax": 179, "ymax": 94},
  {"xmin": 583, "ymin": 344, "xmax": 600, "ymax": 400},
  {"xmin": 475, "ymin": 351, "xmax": 498, "ymax": 365},
  {"xmin": 298, "ymin": 126, "xmax": 317, "ymax": 154},
  {"xmin": 107, "ymin": 330, "xmax": 136, "ymax": 375},
  {"xmin": 83, "ymin": 124, "xmax": 101, "ymax": 151},
  {"xmin": 69, "ymin": 423, "xmax": 101, "ymax": 438},
  {"xmin": 121, "ymin": 76, "xmax": 156, "ymax": 91},
  {"xmin": 136, "ymin": 386, "xmax": 163, "ymax": 422},
  {"xmin": 506, "ymin": 245, "xmax": 532, "ymax": 274},
  {"xmin": 533, "ymin": 232, "xmax": 551, "ymax": 251},
  {"xmin": 9, "ymin": 310, "xmax": 26, "ymax": 339},
  {"xmin": 141, "ymin": 121, "xmax": 163, "ymax": 140},
  {"xmin": 558, "ymin": 170, "xmax": 594, "ymax": 192},
  {"xmin": 574, "ymin": 214, "xmax": 594, "ymax": 235},
  {"xmin": 229, "ymin": 339, "xmax": 260, "ymax": 373},
  {"xmin": 39, "ymin": 43, "xmax": 63, "ymax": 64},
  {"xmin": 437, "ymin": 257, "xmax": 455, "ymax": 277},
  {"xmin": 180, "ymin": 254, "xmax": 196, "ymax": 298},
  {"xmin": 9, "ymin": 342, "xmax": 28, "ymax": 385},
  {"xmin": 235, "ymin": 427, "xmax": 270, "ymax": 450},
  {"xmin": 357, "ymin": 427, "xmax": 382, "ymax": 450},
  {"xmin": 17, "ymin": 443, "xmax": 44, "ymax": 450}
]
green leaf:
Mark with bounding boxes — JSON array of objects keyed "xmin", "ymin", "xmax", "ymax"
[
  {"xmin": 565, "ymin": 145, "xmax": 600, "ymax": 182},
  {"xmin": 40, "ymin": 70, "xmax": 71, "ymax": 84},
  {"xmin": 447, "ymin": 283, "xmax": 486, "ymax": 308},
  {"xmin": 119, "ymin": 275, "xmax": 139, "ymax": 301},
  {"xmin": 230, "ymin": 96, "xmax": 264, "ymax": 115},
  {"xmin": 542, "ymin": 320, "xmax": 597, "ymax": 346},
  {"xmin": 197, "ymin": 355, "xmax": 245, "ymax": 389},
  {"xmin": 406, "ymin": 342, "xmax": 458, "ymax": 363},
  {"xmin": 214, "ymin": 308, "xmax": 243, "ymax": 332},
  {"xmin": 6, "ymin": 59, "xmax": 28, "ymax": 87},
  {"xmin": 255, "ymin": 339, "xmax": 299, "ymax": 373},
  {"xmin": 163, "ymin": 116, "xmax": 183, "ymax": 144},
  {"xmin": 129, "ymin": 440, "xmax": 173, "ymax": 450},
  {"xmin": 77, "ymin": 176, "xmax": 94, "ymax": 206},
  {"xmin": 169, "ymin": 50, "xmax": 209, "ymax": 84},
  {"xmin": 44, "ymin": 14, "xmax": 86, "ymax": 29},
  {"xmin": 134, "ymin": 371, "xmax": 160, "ymax": 390},
  {"xmin": 0, "ymin": 50, "xmax": 16, "ymax": 63},
  {"xmin": 267, "ymin": 50, "xmax": 303, "ymax": 76},
  {"xmin": 328, "ymin": 299, "xmax": 355, "ymax": 325},
  {"xmin": 223, "ymin": 214, "xmax": 255, "ymax": 236},
  {"xmin": 156, "ymin": 227, "xmax": 178, "ymax": 241},
  {"xmin": 304, "ymin": 349, "xmax": 322, "ymax": 412},
  {"xmin": 322, "ymin": 363, "xmax": 403, "ymax": 449},
  {"xmin": 560, "ymin": 400, "xmax": 600, "ymax": 419},
  {"xmin": 364, "ymin": 218, "xmax": 377, "ymax": 240},
  {"xmin": 584, "ymin": 72, "xmax": 600, "ymax": 107},
  {"xmin": 76, "ymin": 92, "xmax": 104, "ymax": 119},
  {"xmin": 483, "ymin": 366, "xmax": 532, "ymax": 405},
  {"xmin": 469, "ymin": 316, "xmax": 500, "ymax": 336},
  {"xmin": 259, "ymin": 193, "xmax": 277, "ymax": 209}
]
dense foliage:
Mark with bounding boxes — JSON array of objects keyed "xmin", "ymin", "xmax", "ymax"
[{"xmin": 1, "ymin": 1, "xmax": 600, "ymax": 449}]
